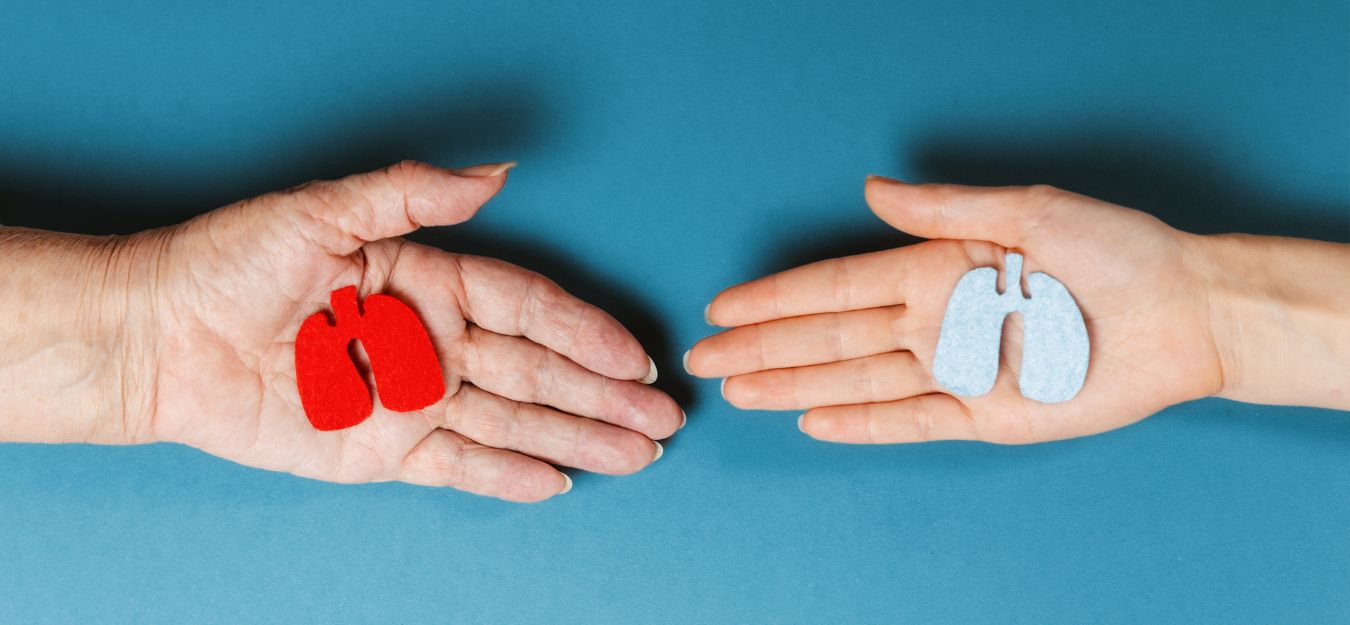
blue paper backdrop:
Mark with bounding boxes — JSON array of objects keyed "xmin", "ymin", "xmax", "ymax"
[{"xmin": 1, "ymin": 1, "xmax": 1347, "ymax": 623}]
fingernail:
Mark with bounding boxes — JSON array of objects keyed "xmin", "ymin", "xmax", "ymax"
[
  {"xmin": 651, "ymin": 441, "xmax": 664, "ymax": 462},
  {"xmin": 703, "ymin": 303, "xmax": 712, "ymax": 325},
  {"xmin": 558, "ymin": 473, "xmax": 573, "ymax": 495},
  {"xmin": 681, "ymin": 350, "xmax": 691, "ymax": 374},
  {"xmin": 719, "ymin": 378, "xmax": 728, "ymax": 399},
  {"xmin": 678, "ymin": 410, "xmax": 688, "ymax": 430},
  {"xmin": 454, "ymin": 161, "xmax": 517, "ymax": 177},
  {"xmin": 639, "ymin": 356, "xmax": 658, "ymax": 384},
  {"xmin": 866, "ymin": 173, "xmax": 899, "ymax": 183},
  {"xmin": 796, "ymin": 413, "xmax": 807, "ymax": 432}
]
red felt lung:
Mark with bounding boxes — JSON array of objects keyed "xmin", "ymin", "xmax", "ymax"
[{"xmin": 295, "ymin": 286, "xmax": 446, "ymax": 431}]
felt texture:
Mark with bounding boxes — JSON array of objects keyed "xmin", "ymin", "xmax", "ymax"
[
  {"xmin": 933, "ymin": 253, "xmax": 1089, "ymax": 403},
  {"xmin": 294, "ymin": 286, "xmax": 445, "ymax": 431},
  {"xmin": 4, "ymin": 2, "xmax": 1347, "ymax": 622}
]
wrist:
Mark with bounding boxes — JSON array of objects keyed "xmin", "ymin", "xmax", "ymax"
[
  {"xmin": 0, "ymin": 227, "xmax": 166, "ymax": 444},
  {"xmin": 1195, "ymin": 232, "xmax": 1350, "ymax": 409}
]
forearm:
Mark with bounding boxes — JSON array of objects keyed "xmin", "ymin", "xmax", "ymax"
[
  {"xmin": 0, "ymin": 227, "xmax": 161, "ymax": 444},
  {"xmin": 1199, "ymin": 233, "xmax": 1350, "ymax": 410}
]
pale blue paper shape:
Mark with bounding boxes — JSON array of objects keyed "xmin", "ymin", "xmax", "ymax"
[{"xmin": 932, "ymin": 253, "xmax": 1089, "ymax": 403}]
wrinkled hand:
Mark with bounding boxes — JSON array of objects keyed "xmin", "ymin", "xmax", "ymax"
[
  {"xmin": 687, "ymin": 177, "xmax": 1224, "ymax": 444},
  {"xmin": 136, "ymin": 161, "xmax": 681, "ymax": 501}
]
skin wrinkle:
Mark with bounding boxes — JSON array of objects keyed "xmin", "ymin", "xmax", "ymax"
[
  {"xmin": 466, "ymin": 330, "xmax": 487, "ymax": 394},
  {"xmin": 566, "ymin": 411, "xmax": 586, "ymax": 470},
  {"xmin": 595, "ymin": 374, "xmax": 615, "ymax": 429},
  {"xmin": 441, "ymin": 435, "xmax": 473, "ymax": 489},
  {"xmin": 887, "ymin": 306, "xmax": 907, "ymax": 353},
  {"xmin": 863, "ymin": 402, "xmax": 882, "ymax": 444},
  {"xmin": 850, "ymin": 358, "xmax": 870, "ymax": 404},
  {"xmin": 516, "ymin": 271, "xmax": 541, "ymax": 339},
  {"xmin": 564, "ymin": 298, "xmax": 589, "ymax": 371},
  {"xmin": 436, "ymin": 385, "xmax": 469, "ymax": 431},
  {"xmin": 3, "ymin": 162, "xmax": 680, "ymax": 501},
  {"xmin": 533, "ymin": 342, "xmax": 558, "ymax": 406},
  {"xmin": 444, "ymin": 253, "xmax": 472, "ymax": 323},
  {"xmin": 788, "ymin": 366, "xmax": 803, "ymax": 409},
  {"xmin": 1015, "ymin": 187, "xmax": 1057, "ymax": 245},
  {"xmin": 343, "ymin": 179, "xmax": 387, "ymax": 244},
  {"xmin": 97, "ymin": 240, "xmax": 139, "ymax": 442},
  {"xmin": 234, "ymin": 343, "xmax": 273, "ymax": 461},
  {"xmin": 102, "ymin": 234, "xmax": 158, "ymax": 442},
  {"xmin": 753, "ymin": 323, "xmax": 769, "ymax": 372},
  {"xmin": 931, "ymin": 187, "xmax": 956, "ymax": 239},
  {"xmin": 694, "ymin": 181, "xmax": 1350, "ymax": 445},
  {"xmin": 914, "ymin": 397, "xmax": 935, "ymax": 442},
  {"xmin": 135, "ymin": 230, "xmax": 174, "ymax": 443},
  {"xmin": 827, "ymin": 312, "xmax": 846, "ymax": 362},
  {"xmin": 309, "ymin": 183, "xmax": 367, "ymax": 254},
  {"xmin": 328, "ymin": 425, "xmax": 365, "ymax": 481},
  {"xmin": 392, "ymin": 165, "xmax": 419, "ymax": 234},
  {"xmin": 830, "ymin": 256, "xmax": 850, "ymax": 311},
  {"xmin": 1191, "ymin": 236, "xmax": 1240, "ymax": 395},
  {"xmin": 499, "ymin": 393, "xmax": 525, "ymax": 454}
]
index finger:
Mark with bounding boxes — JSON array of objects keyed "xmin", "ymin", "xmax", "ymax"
[{"xmin": 705, "ymin": 246, "xmax": 915, "ymax": 328}]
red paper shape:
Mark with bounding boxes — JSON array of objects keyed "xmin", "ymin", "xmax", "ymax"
[{"xmin": 295, "ymin": 286, "xmax": 446, "ymax": 431}]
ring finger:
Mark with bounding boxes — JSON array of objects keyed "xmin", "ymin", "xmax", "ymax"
[
  {"xmin": 439, "ymin": 385, "xmax": 660, "ymax": 475},
  {"xmin": 722, "ymin": 351, "xmax": 936, "ymax": 410}
]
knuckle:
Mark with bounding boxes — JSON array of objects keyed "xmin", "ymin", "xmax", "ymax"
[
  {"xmin": 386, "ymin": 159, "xmax": 431, "ymax": 184},
  {"xmin": 979, "ymin": 417, "xmax": 1033, "ymax": 444},
  {"xmin": 1022, "ymin": 184, "xmax": 1063, "ymax": 204},
  {"xmin": 404, "ymin": 438, "xmax": 466, "ymax": 487},
  {"xmin": 913, "ymin": 405, "xmax": 934, "ymax": 442}
]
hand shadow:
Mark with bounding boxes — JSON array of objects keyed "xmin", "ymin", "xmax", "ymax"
[
  {"xmin": 903, "ymin": 128, "xmax": 1349, "ymax": 439},
  {"xmin": 906, "ymin": 130, "xmax": 1349, "ymax": 242},
  {"xmin": 0, "ymin": 79, "xmax": 690, "ymax": 500},
  {"xmin": 765, "ymin": 127, "xmax": 1347, "ymax": 278},
  {"xmin": 0, "ymin": 78, "xmax": 552, "ymax": 235},
  {"xmin": 742, "ymin": 126, "xmax": 1350, "ymax": 473}
]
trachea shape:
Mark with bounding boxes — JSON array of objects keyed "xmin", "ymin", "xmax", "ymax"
[
  {"xmin": 294, "ymin": 286, "xmax": 446, "ymax": 431},
  {"xmin": 932, "ymin": 253, "xmax": 1089, "ymax": 403}
]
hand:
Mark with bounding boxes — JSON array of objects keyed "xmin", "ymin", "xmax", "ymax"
[
  {"xmin": 687, "ymin": 178, "xmax": 1231, "ymax": 444},
  {"xmin": 109, "ymin": 161, "xmax": 679, "ymax": 501}
]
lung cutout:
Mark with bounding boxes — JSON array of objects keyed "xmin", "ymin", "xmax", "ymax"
[
  {"xmin": 294, "ymin": 286, "xmax": 446, "ymax": 431},
  {"xmin": 932, "ymin": 253, "xmax": 1088, "ymax": 403}
]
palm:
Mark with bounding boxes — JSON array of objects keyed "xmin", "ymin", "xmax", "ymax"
[
  {"xmin": 153, "ymin": 223, "xmax": 434, "ymax": 482},
  {"xmin": 140, "ymin": 162, "xmax": 680, "ymax": 500},
  {"xmin": 690, "ymin": 179, "xmax": 1222, "ymax": 444},
  {"xmin": 897, "ymin": 207, "xmax": 1220, "ymax": 442}
]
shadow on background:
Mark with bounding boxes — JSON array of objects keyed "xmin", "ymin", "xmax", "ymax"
[
  {"xmin": 413, "ymin": 226, "xmax": 696, "ymax": 414},
  {"xmin": 0, "ymin": 79, "xmax": 551, "ymax": 234},
  {"xmin": 767, "ymin": 127, "xmax": 1347, "ymax": 280},
  {"xmin": 746, "ymin": 125, "xmax": 1350, "ymax": 462},
  {"xmin": 0, "ymin": 79, "xmax": 692, "ymax": 445},
  {"xmin": 766, "ymin": 126, "xmax": 1344, "ymax": 279},
  {"xmin": 905, "ymin": 130, "xmax": 1349, "ymax": 241}
]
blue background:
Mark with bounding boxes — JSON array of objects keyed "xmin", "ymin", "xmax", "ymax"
[{"xmin": 1, "ymin": 1, "xmax": 1348, "ymax": 623}]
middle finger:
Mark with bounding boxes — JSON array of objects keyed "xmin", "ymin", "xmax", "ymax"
[
  {"xmin": 686, "ymin": 305, "xmax": 913, "ymax": 378},
  {"xmin": 456, "ymin": 325, "xmax": 684, "ymax": 440}
]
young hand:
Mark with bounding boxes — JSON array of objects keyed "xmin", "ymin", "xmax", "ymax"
[{"xmin": 687, "ymin": 177, "xmax": 1349, "ymax": 444}]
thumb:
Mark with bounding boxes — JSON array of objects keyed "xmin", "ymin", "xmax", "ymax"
[
  {"xmin": 863, "ymin": 175, "xmax": 1054, "ymax": 247},
  {"xmin": 292, "ymin": 160, "xmax": 514, "ymax": 256}
]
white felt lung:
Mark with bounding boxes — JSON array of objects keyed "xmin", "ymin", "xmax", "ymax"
[{"xmin": 932, "ymin": 253, "xmax": 1089, "ymax": 403}]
